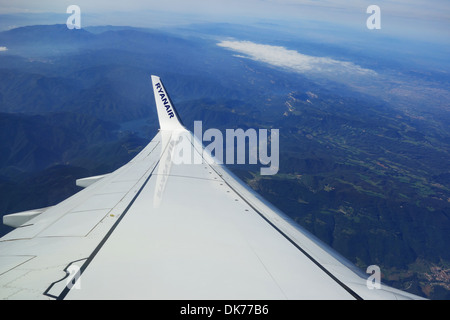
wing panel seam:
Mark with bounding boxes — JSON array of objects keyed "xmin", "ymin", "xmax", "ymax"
[
  {"xmin": 207, "ymin": 163, "xmax": 363, "ymax": 300},
  {"xmin": 56, "ymin": 139, "xmax": 166, "ymax": 300}
]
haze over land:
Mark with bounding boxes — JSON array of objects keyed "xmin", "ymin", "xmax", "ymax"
[{"xmin": 0, "ymin": 1, "xmax": 449, "ymax": 299}]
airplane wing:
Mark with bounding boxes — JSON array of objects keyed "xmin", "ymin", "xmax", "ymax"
[{"xmin": 0, "ymin": 75, "xmax": 424, "ymax": 300}]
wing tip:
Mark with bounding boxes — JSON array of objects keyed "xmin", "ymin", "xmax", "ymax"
[
  {"xmin": 151, "ymin": 74, "xmax": 160, "ymax": 82},
  {"xmin": 151, "ymin": 75, "xmax": 185, "ymax": 131}
]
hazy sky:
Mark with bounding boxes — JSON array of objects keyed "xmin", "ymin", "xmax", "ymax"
[
  {"xmin": 0, "ymin": 0, "xmax": 449, "ymax": 41},
  {"xmin": 2, "ymin": 0, "xmax": 448, "ymax": 19}
]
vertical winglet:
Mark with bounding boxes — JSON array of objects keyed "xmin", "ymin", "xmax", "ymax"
[{"xmin": 151, "ymin": 75, "xmax": 185, "ymax": 131}]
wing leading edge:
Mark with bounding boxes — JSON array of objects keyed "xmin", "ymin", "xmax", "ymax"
[{"xmin": 0, "ymin": 76, "xmax": 424, "ymax": 300}]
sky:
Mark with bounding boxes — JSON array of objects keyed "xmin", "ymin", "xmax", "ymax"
[
  {"xmin": 0, "ymin": 0, "xmax": 450, "ymax": 44},
  {"xmin": 0, "ymin": 0, "xmax": 449, "ymax": 42}
]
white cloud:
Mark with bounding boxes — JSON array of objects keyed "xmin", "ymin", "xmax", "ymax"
[
  {"xmin": 0, "ymin": 47, "xmax": 8, "ymax": 51},
  {"xmin": 217, "ymin": 40, "xmax": 376, "ymax": 77}
]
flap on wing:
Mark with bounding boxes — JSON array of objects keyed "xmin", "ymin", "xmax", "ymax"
[
  {"xmin": 151, "ymin": 75, "xmax": 185, "ymax": 131},
  {"xmin": 3, "ymin": 207, "xmax": 50, "ymax": 228},
  {"xmin": 76, "ymin": 174, "xmax": 109, "ymax": 188}
]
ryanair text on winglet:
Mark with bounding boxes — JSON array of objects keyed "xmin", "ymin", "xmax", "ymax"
[{"xmin": 156, "ymin": 82, "xmax": 175, "ymax": 119}]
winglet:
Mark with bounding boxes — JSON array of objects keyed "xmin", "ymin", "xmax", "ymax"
[{"xmin": 151, "ymin": 75, "xmax": 185, "ymax": 131}]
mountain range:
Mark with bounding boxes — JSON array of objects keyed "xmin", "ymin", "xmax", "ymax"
[{"xmin": 0, "ymin": 23, "xmax": 449, "ymax": 299}]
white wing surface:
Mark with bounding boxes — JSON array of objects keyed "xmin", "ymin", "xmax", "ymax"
[{"xmin": 0, "ymin": 76, "xmax": 424, "ymax": 300}]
